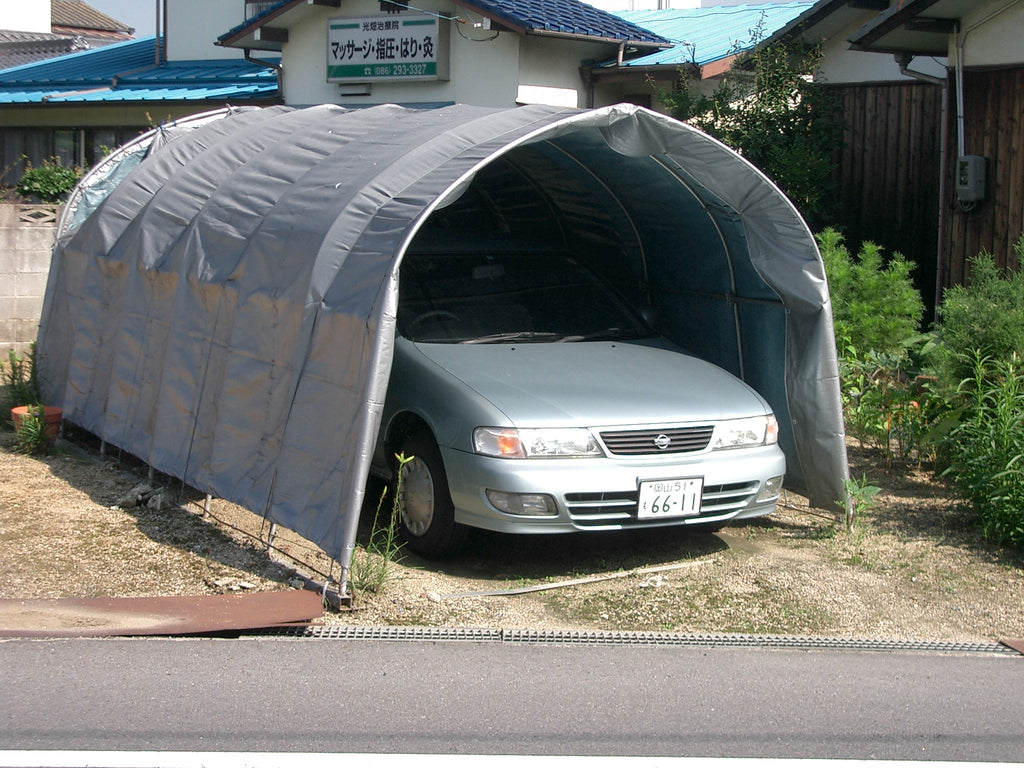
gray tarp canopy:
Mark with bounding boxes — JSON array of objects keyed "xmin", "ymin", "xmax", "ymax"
[{"xmin": 38, "ymin": 102, "xmax": 848, "ymax": 574}]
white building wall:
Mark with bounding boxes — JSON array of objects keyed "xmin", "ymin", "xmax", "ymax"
[
  {"xmin": 955, "ymin": 5, "xmax": 1024, "ymax": 67},
  {"xmin": 281, "ymin": 2, "xmax": 521, "ymax": 107},
  {"xmin": 166, "ymin": 0, "xmax": 244, "ymax": 60},
  {"xmin": 816, "ymin": 21, "xmax": 946, "ymax": 84},
  {"xmin": 0, "ymin": 1, "xmax": 51, "ymax": 33},
  {"xmin": 278, "ymin": 1, "xmax": 622, "ymax": 108},
  {"xmin": 517, "ymin": 37, "xmax": 609, "ymax": 108}
]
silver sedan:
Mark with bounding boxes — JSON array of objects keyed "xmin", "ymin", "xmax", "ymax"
[{"xmin": 373, "ymin": 248, "xmax": 786, "ymax": 557}]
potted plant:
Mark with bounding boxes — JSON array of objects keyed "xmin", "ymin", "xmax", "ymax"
[{"xmin": 3, "ymin": 345, "xmax": 61, "ymax": 454}]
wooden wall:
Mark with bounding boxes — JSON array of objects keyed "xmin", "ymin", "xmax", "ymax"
[
  {"xmin": 943, "ymin": 67, "xmax": 1024, "ymax": 287},
  {"xmin": 826, "ymin": 81, "xmax": 944, "ymax": 313}
]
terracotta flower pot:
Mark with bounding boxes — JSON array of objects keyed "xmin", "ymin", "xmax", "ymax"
[{"xmin": 10, "ymin": 405, "xmax": 62, "ymax": 445}]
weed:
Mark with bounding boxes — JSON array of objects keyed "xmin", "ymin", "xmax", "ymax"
[
  {"xmin": 2, "ymin": 344, "xmax": 41, "ymax": 415},
  {"xmin": 13, "ymin": 406, "xmax": 53, "ymax": 456},
  {"xmin": 15, "ymin": 158, "xmax": 82, "ymax": 203},
  {"xmin": 841, "ymin": 474, "xmax": 880, "ymax": 535},
  {"xmin": 941, "ymin": 353, "xmax": 1024, "ymax": 547},
  {"xmin": 350, "ymin": 453, "xmax": 411, "ymax": 593}
]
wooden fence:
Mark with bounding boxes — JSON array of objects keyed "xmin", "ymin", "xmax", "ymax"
[
  {"xmin": 943, "ymin": 67, "xmax": 1024, "ymax": 286},
  {"xmin": 827, "ymin": 81, "xmax": 944, "ymax": 312}
]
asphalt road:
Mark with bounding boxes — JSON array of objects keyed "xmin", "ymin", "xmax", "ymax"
[{"xmin": 2, "ymin": 637, "xmax": 1022, "ymax": 761}]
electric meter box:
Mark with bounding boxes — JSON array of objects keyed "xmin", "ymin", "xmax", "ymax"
[{"xmin": 956, "ymin": 155, "xmax": 986, "ymax": 202}]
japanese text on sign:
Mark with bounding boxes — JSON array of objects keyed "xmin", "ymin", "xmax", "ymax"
[{"xmin": 328, "ymin": 15, "xmax": 442, "ymax": 82}]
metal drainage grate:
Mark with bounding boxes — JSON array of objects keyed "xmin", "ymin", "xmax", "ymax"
[
  {"xmin": 500, "ymin": 629, "xmax": 1018, "ymax": 655},
  {"xmin": 267, "ymin": 625, "xmax": 1019, "ymax": 655},
  {"xmin": 276, "ymin": 625, "xmax": 503, "ymax": 642}
]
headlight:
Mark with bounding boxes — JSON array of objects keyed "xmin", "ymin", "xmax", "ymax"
[
  {"xmin": 710, "ymin": 414, "xmax": 779, "ymax": 449},
  {"xmin": 473, "ymin": 427, "xmax": 603, "ymax": 458}
]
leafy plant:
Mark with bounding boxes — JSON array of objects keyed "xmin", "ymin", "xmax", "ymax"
[
  {"xmin": 15, "ymin": 158, "xmax": 82, "ymax": 202},
  {"xmin": 350, "ymin": 453, "xmax": 411, "ymax": 594},
  {"xmin": 820, "ymin": 228, "xmax": 932, "ymax": 462},
  {"xmin": 658, "ymin": 24, "xmax": 844, "ymax": 227},
  {"xmin": 13, "ymin": 406, "xmax": 54, "ymax": 456},
  {"xmin": 2, "ymin": 344, "xmax": 42, "ymax": 415},
  {"xmin": 841, "ymin": 474, "xmax": 880, "ymax": 535},
  {"xmin": 929, "ymin": 237, "xmax": 1024, "ymax": 392},
  {"xmin": 940, "ymin": 353, "xmax": 1024, "ymax": 547},
  {"xmin": 819, "ymin": 228, "xmax": 925, "ymax": 358}
]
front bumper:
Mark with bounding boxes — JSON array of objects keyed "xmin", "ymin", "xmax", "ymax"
[{"xmin": 441, "ymin": 443, "xmax": 786, "ymax": 534}]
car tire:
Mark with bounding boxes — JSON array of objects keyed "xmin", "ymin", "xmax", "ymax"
[{"xmin": 394, "ymin": 430, "xmax": 467, "ymax": 558}]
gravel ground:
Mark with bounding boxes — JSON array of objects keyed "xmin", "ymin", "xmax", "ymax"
[{"xmin": 2, "ymin": 425, "xmax": 1022, "ymax": 642}]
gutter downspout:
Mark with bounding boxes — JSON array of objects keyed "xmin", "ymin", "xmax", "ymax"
[
  {"xmin": 245, "ymin": 50, "xmax": 284, "ymax": 99},
  {"xmin": 580, "ymin": 65, "xmax": 595, "ymax": 109},
  {"xmin": 154, "ymin": 0, "xmax": 163, "ymax": 65}
]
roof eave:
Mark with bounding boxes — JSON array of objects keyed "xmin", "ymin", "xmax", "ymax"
[
  {"xmin": 846, "ymin": 0, "xmax": 965, "ymax": 56},
  {"xmin": 218, "ymin": 0, "xmax": 341, "ymax": 50},
  {"xmin": 218, "ymin": 0, "xmax": 667, "ymax": 51},
  {"xmin": 526, "ymin": 28, "xmax": 668, "ymax": 49},
  {"xmin": 762, "ymin": 0, "xmax": 881, "ymax": 49}
]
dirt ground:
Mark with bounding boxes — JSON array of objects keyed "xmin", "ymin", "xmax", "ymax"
[{"xmin": 1, "ymin": 423, "xmax": 1022, "ymax": 642}]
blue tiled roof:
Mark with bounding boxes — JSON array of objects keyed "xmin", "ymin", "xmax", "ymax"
[
  {"xmin": 466, "ymin": 0, "xmax": 668, "ymax": 43},
  {"xmin": 612, "ymin": 2, "xmax": 815, "ymax": 68},
  {"xmin": 0, "ymin": 36, "xmax": 279, "ymax": 103},
  {"xmin": 219, "ymin": 0, "xmax": 668, "ymax": 46}
]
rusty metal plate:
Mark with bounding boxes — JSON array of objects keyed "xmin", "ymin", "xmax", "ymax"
[{"xmin": 0, "ymin": 590, "xmax": 323, "ymax": 638}]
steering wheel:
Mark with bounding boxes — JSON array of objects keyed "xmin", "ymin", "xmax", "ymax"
[{"xmin": 408, "ymin": 310, "xmax": 460, "ymax": 334}]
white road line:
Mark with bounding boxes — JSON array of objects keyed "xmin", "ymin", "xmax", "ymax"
[{"xmin": 0, "ymin": 754, "xmax": 1018, "ymax": 768}]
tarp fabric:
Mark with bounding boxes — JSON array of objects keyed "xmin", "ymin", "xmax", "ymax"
[{"xmin": 38, "ymin": 103, "xmax": 848, "ymax": 572}]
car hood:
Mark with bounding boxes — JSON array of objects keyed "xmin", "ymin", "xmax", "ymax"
[{"xmin": 407, "ymin": 339, "xmax": 771, "ymax": 427}]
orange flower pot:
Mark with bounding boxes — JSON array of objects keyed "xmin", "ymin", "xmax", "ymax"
[{"xmin": 10, "ymin": 405, "xmax": 62, "ymax": 445}]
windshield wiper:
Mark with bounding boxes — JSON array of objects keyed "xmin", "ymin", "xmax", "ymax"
[
  {"xmin": 461, "ymin": 331, "xmax": 564, "ymax": 345},
  {"xmin": 558, "ymin": 328, "xmax": 645, "ymax": 342}
]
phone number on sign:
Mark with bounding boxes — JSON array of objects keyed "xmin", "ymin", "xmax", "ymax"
[{"xmin": 374, "ymin": 63, "xmax": 429, "ymax": 77}]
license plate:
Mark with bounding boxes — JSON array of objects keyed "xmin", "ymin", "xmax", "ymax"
[{"xmin": 637, "ymin": 477, "xmax": 703, "ymax": 519}]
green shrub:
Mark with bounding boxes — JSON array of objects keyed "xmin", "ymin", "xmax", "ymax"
[
  {"xmin": 819, "ymin": 228, "xmax": 925, "ymax": 358},
  {"xmin": 941, "ymin": 353, "xmax": 1024, "ymax": 547},
  {"xmin": 16, "ymin": 158, "xmax": 82, "ymax": 202},
  {"xmin": 819, "ymin": 228, "xmax": 931, "ymax": 461},
  {"xmin": 929, "ymin": 237, "xmax": 1024, "ymax": 391},
  {"xmin": 658, "ymin": 33, "xmax": 844, "ymax": 228}
]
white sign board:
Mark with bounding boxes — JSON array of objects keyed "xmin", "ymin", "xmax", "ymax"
[{"xmin": 327, "ymin": 14, "xmax": 449, "ymax": 82}]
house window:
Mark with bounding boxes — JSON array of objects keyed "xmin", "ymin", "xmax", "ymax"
[
  {"xmin": 244, "ymin": 1, "xmax": 279, "ymax": 21},
  {"xmin": 1, "ymin": 127, "xmax": 146, "ymax": 187}
]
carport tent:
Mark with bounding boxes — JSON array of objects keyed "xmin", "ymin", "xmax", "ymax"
[{"xmin": 38, "ymin": 102, "xmax": 847, "ymax": 577}]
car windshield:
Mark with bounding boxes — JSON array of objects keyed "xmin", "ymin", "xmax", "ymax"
[{"xmin": 398, "ymin": 250, "xmax": 654, "ymax": 344}]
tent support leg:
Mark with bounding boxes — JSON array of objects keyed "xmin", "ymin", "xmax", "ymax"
[
  {"xmin": 267, "ymin": 522, "xmax": 277, "ymax": 551},
  {"xmin": 203, "ymin": 493, "xmax": 212, "ymax": 517}
]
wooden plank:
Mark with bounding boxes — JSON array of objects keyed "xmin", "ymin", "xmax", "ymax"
[
  {"xmin": 895, "ymin": 85, "xmax": 912, "ymax": 247},
  {"xmin": 860, "ymin": 86, "xmax": 880, "ymax": 236},
  {"xmin": 993, "ymin": 69, "xmax": 1012, "ymax": 259},
  {"xmin": 980, "ymin": 69, "xmax": 999, "ymax": 262},
  {"xmin": 1006, "ymin": 68, "xmax": 1024, "ymax": 269},
  {"xmin": 945, "ymin": 73, "xmax": 966, "ymax": 286}
]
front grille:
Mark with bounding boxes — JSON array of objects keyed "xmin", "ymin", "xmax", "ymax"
[
  {"xmin": 565, "ymin": 480, "xmax": 758, "ymax": 527},
  {"xmin": 599, "ymin": 425, "xmax": 714, "ymax": 456}
]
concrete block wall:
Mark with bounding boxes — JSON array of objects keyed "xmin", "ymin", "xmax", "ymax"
[{"xmin": 1, "ymin": 203, "xmax": 59, "ymax": 356}]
